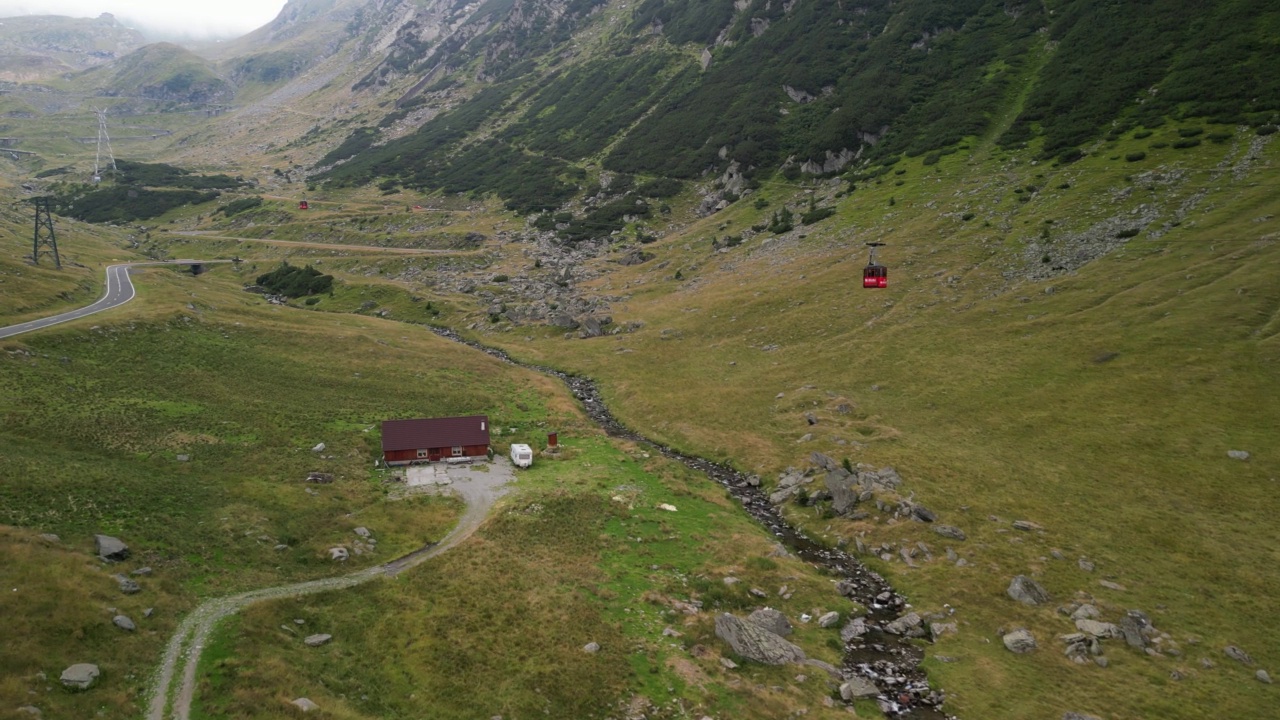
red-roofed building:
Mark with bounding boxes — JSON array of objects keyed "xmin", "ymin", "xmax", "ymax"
[{"xmin": 381, "ymin": 415, "xmax": 491, "ymax": 465}]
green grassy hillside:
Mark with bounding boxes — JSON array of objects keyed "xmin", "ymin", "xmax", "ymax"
[{"xmin": 459, "ymin": 124, "xmax": 1280, "ymax": 718}]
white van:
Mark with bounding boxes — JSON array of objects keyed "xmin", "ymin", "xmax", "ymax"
[{"xmin": 509, "ymin": 443, "xmax": 533, "ymax": 468}]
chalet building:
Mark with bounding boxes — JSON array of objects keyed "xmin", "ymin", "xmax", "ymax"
[{"xmin": 381, "ymin": 415, "xmax": 491, "ymax": 465}]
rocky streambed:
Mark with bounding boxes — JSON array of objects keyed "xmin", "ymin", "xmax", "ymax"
[{"xmin": 427, "ymin": 326, "xmax": 951, "ymax": 718}]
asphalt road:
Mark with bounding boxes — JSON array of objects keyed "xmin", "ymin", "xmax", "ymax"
[{"xmin": 0, "ymin": 260, "xmax": 232, "ymax": 340}]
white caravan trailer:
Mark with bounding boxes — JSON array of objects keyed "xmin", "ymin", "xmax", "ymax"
[{"xmin": 509, "ymin": 443, "xmax": 534, "ymax": 468}]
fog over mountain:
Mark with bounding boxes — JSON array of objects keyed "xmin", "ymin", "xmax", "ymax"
[{"xmin": 0, "ymin": 0, "xmax": 284, "ymax": 39}]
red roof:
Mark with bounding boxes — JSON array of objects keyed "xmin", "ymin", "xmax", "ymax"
[{"xmin": 381, "ymin": 415, "xmax": 490, "ymax": 452}]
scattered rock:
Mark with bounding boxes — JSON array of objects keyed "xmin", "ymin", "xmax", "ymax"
[
  {"xmin": 817, "ymin": 611, "xmax": 840, "ymax": 628},
  {"xmin": 354, "ymin": 527, "xmax": 371, "ymax": 538},
  {"xmin": 1078, "ymin": 557, "xmax": 1095, "ymax": 572},
  {"xmin": 1012, "ymin": 520, "xmax": 1043, "ymax": 531},
  {"xmin": 657, "ymin": 503, "xmax": 678, "ymax": 512},
  {"xmin": 911, "ymin": 505, "xmax": 937, "ymax": 523},
  {"xmin": 1118, "ymin": 613, "xmax": 1148, "ymax": 649},
  {"xmin": 59, "ymin": 664, "xmax": 100, "ymax": 690},
  {"xmin": 328, "ymin": 547, "xmax": 349, "ymax": 561},
  {"xmin": 930, "ymin": 622, "xmax": 958, "ymax": 641},
  {"xmin": 95, "ymin": 535, "xmax": 129, "ymax": 562},
  {"xmin": 312, "ymin": 443, "xmax": 326, "ymax": 452},
  {"xmin": 884, "ymin": 612, "xmax": 924, "ymax": 637},
  {"xmin": 305, "ymin": 472, "xmax": 334, "ymax": 484},
  {"xmin": 747, "ymin": 607, "xmax": 793, "ymax": 637},
  {"xmin": 38, "ymin": 533, "xmax": 59, "ymax": 543},
  {"xmin": 840, "ymin": 617, "xmax": 868, "ymax": 643},
  {"xmin": 291, "ymin": 698, "xmax": 319, "ymax": 712},
  {"xmin": 1070, "ymin": 604, "xmax": 1100, "ymax": 620},
  {"xmin": 839, "ymin": 676, "xmax": 880, "ymax": 701},
  {"xmin": 583, "ymin": 642, "xmax": 601, "ymax": 654},
  {"xmin": 714, "ymin": 613, "xmax": 807, "ymax": 665},
  {"xmin": 304, "ymin": 634, "xmax": 332, "ymax": 647},
  {"xmin": 1227, "ymin": 450, "xmax": 1250, "ymax": 460},
  {"xmin": 112, "ymin": 615, "xmax": 136, "ymax": 632},
  {"xmin": 1098, "ymin": 580, "xmax": 1126, "ymax": 591},
  {"xmin": 175, "ymin": 454, "xmax": 190, "ymax": 462},
  {"xmin": 16, "ymin": 706, "xmax": 40, "ymax": 717},
  {"xmin": 112, "ymin": 574, "xmax": 140, "ymax": 594},
  {"xmin": 1007, "ymin": 575, "xmax": 1050, "ymax": 605},
  {"xmin": 1258, "ymin": 669, "xmax": 1273, "ymax": 684},
  {"xmin": 1074, "ymin": 619, "xmax": 1120, "ymax": 639},
  {"xmin": 1003, "ymin": 629, "xmax": 1037, "ymax": 654},
  {"xmin": 1063, "ymin": 713, "xmax": 1103, "ymax": 720},
  {"xmin": 719, "ymin": 657, "xmax": 738, "ymax": 670},
  {"xmin": 933, "ymin": 525, "xmax": 966, "ymax": 541},
  {"xmin": 1225, "ymin": 645, "xmax": 1254, "ymax": 665},
  {"xmin": 131, "ymin": 567, "xmax": 152, "ymax": 576}
]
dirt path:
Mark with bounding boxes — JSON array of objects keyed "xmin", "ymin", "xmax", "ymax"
[
  {"xmin": 170, "ymin": 231, "xmax": 470, "ymax": 255},
  {"xmin": 144, "ymin": 462, "xmax": 513, "ymax": 720}
]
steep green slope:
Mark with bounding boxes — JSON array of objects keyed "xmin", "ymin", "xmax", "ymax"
[{"xmin": 66, "ymin": 42, "xmax": 232, "ymax": 104}]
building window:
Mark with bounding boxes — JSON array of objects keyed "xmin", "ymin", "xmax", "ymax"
[
  {"xmin": 452, "ymin": 446, "xmax": 463, "ymax": 457},
  {"xmin": 416, "ymin": 449, "xmax": 429, "ymax": 459}
]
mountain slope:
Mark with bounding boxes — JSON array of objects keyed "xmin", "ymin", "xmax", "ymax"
[{"xmin": 0, "ymin": 13, "xmax": 145, "ymax": 82}]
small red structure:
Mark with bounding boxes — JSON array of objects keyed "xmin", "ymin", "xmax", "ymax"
[
  {"xmin": 547, "ymin": 431, "xmax": 558, "ymax": 449},
  {"xmin": 298, "ymin": 200, "xmax": 309, "ymax": 210},
  {"xmin": 381, "ymin": 415, "xmax": 490, "ymax": 465}
]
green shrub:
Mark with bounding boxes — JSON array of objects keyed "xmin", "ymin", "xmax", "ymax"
[
  {"xmin": 304, "ymin": 296, "xmax": 321, "ymax": 306},
  {"xmin": 962, "ymin": 212, "xmax": 975, "ymax": 221},
  {"xmin": 1177, "ymin": 127, "xmax": 1204, "ymax": 137},
  {"xmin": 1207, "ymin": 132, "xmax": 1231, "ymax": 143},
  {"xmin": 767, "ymin": 207, "xmax": 794, "ymax": 234},
  {"xmin": 1133, "ymin": 130, "xmax": 1154, "ymax": 139},
  {"xmin": 1125, "ymin": 152, "xmax": 1147, "ymax": 162},
  {"xmin": 1151, "ymin": 142, "xmax": 1170, "ymax": 149},
  {"xmin": 220, "ymin": 196, "xmax": 264, "ymax": 216},
  {"xmin": 1172, "ymin": 138, "xmax": 1201, "ymax": 149},
  {"xmin": 1056, "ymin": 147, "xmax": 1084, "ymax": 164},
  {"xmin": 1115, "ymin": 228, "xmax": 1141, "ymax": 238},
  {"xmin": 801, "ymin": 207, "xmax": 835, "ymax": 225},
  {"xmin": 1257, "ymin": 125, "xmax": 1278, "ymax": 136},
  {"xmin": 256, "ymin": 262, "xmax": 334, "ymax": 298}
]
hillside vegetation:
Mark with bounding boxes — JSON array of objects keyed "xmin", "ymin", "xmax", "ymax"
[{"xmin": 2, "ymin": 1, "xmax": 1279, "ymax": 719}]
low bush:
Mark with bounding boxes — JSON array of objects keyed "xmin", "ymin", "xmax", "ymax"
[{"xmin": 1125, "ymin": 152, "xmax": 1147, "ymax": 162}]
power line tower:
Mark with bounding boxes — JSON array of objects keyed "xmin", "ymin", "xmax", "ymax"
[
  {"xmin": 31, "ymin": 197, "xmax": 61, "ymax": 268},
  {"xmin": 93, "ymin": 108, "xmax": 116, "ymax": 183}
]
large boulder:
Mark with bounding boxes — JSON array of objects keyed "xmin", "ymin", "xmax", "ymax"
[
  {"xmin": 291, "ymin": 698, "xmax": 319, "ymax": 712},
  {"xmin": 94, "ymin": 535, "xmax": 129, "ymax": 562},
  {"xmin": 1002, "ymin": 629, "xmax": 1037, "ymax": 654},
  {"xmin": 933, "ymin": 525, "xmax": 967, "ymax": 541},
  {"xmin": 304, "ymin": 634, "xmax": 332, "ymax": 647},
  {"xmin": 746, "ymin": 607, "xmax": 793, "ymax": 637},
  {"xmin": 715, "ymin": 613, "xmax": 807, "ymax": 665},
  {"xmin": 824, "ymin": 471, "xmax": 859, "ymax": 515},
  {"xmin": 1007, "ymin": 575, "xmax": 1050, "ymax": 605},
  {"xmin": 60, "ymin": 664, "xmax": 100, "ymax": 690},
  {"xmin": 839, "ymin": 676, "xmax": 880, "ymax": 700}
]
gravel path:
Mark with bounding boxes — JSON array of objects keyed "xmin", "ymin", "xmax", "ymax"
[{"xmin": 144, "ymin": 463, "xmax": 513, "ymax": 720}]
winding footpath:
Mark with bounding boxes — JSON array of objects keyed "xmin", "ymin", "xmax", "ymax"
[{"xmin": 146, "ymin": 470, "xmax": 510, "ymax": 720}]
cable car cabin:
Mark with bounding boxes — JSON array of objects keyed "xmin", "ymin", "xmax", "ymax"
[
  {"xmin": 863, "ymin": 264, "xmax": 888, "ymax": 288},
  {"xmin": 298, "ymin": 200, "xmax": 309, "ymax": 210}
]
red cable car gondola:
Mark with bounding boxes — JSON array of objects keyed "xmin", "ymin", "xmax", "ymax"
[
  {"xmin": 862, "ymin": 242, "xmax": 888, "ymax": 288},
  {"xmin": 298, "ymin": 200, "xmax": 309, "ymax": 210}
]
